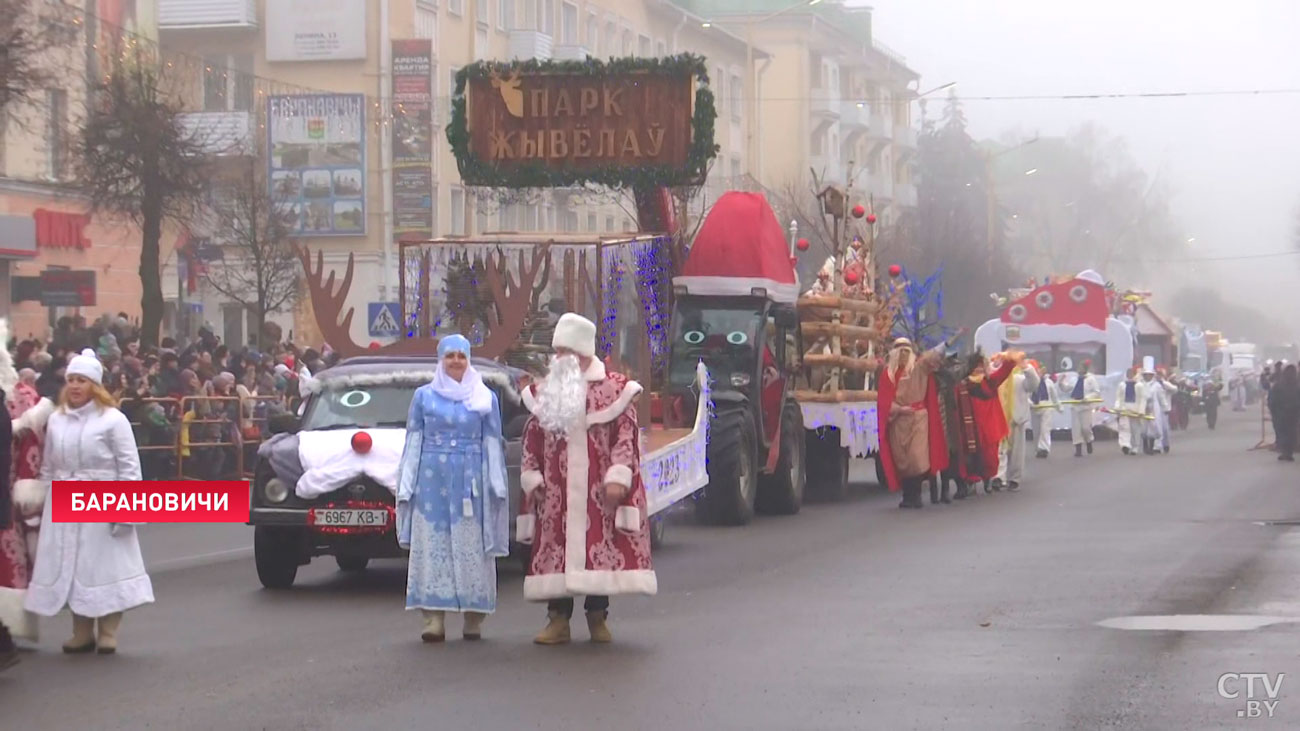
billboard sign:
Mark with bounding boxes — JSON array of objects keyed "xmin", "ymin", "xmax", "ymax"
[{"xmin": 268, "ymin": 94, "xmax": 367, "ymax": 237}]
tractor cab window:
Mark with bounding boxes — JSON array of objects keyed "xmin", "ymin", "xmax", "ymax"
[{"xmin": 670, "ymin": 301, "xmax": 764, "ymax": 387}]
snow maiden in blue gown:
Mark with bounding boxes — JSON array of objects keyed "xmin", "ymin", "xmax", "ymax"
[{"xmin": 396, "ymin": 335, "xmax": 508, "ymax": 642}]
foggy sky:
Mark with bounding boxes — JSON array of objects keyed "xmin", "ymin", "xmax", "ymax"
[{"xmin": 861, "ymin": 0, "xmax": 1300, "ymax": 337}]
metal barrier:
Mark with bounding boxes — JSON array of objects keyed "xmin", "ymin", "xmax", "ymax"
[
  {"xmin": 178, "ymin": 395, "xmax": 247, "ymax": 481},
  {"xmin": 239, "ymin": 394, "xmax": 284, "ymax": 478},
  {"xmin": 119, "ymin": 393, "xmax": 291, "ymax": 479}
]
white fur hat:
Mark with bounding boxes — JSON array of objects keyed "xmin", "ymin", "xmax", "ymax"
[
  {"xmin": 552, "ymin": 313, "xmax": 596, "ymax": 357},
  {"xmin": 67, "ymin": 348, "xmax": 104, "ymax": 385},
  {"xmin": 1142, "ymin": 355, "xmax": 1156, "ymax": 375}
]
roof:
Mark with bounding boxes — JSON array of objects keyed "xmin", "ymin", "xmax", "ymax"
[{"xmin": 1133, "ymin": 304, "xmax": 1174, "ymax": 338}]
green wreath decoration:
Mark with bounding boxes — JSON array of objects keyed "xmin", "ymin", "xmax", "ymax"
[{"xmin": 446, "ymin": 53, "xmax": 718, "ymax": 189}]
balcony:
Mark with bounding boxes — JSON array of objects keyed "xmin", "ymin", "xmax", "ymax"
[
  {"xmin": 178, "ymin": 111, "xmax": 254, "ymax": 156},
  {"xmin": 810, "ymin": 87, "xmax": 840, "ymax": 121},
  {"xmin": 810, "ymin": 154, "xmax": 845, "ymax": 184},
  {"xmin": 159, "ymin": 0, "xmax": 257, "ymax": 30},
  {"xmin": 895, "ymin": 126, "xmax": 918, "ymax": 150},
  {"xmin": 509, "ymin": 30, "xmax": 553, "ymax": 61},
  {"xmin": 840, "ymin": 100, "xmax": 870, "ymax": 131},
  {"xmin": 895, "ymin": 182, "xmax": 918, "ymax": 207},
  {"xmin": 552, "ymin": 44, "xmax": 591, "ymax": 61}
]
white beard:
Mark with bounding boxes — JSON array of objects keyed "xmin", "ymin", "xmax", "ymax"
[{"xmin": 534, "ymin": 354, "xmax": 588, "ymax": 434}]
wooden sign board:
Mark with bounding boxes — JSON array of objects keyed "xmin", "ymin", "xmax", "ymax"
[{"xmin": 449, "ymin": 56, "xmax": 716, "ymax": 189}]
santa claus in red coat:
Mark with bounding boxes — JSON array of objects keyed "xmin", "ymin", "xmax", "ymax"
[
  {"xmin": 517, "ymin": 313, "xmax": 655, "ymax": 645},
  {"xmin": 0, "ymin": 318, "xmax": 55, "ymax": 654}
]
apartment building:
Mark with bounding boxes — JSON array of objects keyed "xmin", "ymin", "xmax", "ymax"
[
  {"xmin": 675, "ymin": 0, "xmax": 921, "ymax": 227},
  {"xmin": 155, "ymin": 0, "xmax": 759, "ymax": 347}
]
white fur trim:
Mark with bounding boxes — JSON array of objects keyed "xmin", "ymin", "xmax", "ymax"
[
  {"xmin": 522, "ymin": 384, "xmax": 538, "ymax": 414},
  {"xmin": 552, "ymin": 313, "xmax": 597, "ymax": 357},
  {"xmin": 520, "ymin": 469, "xmax": 544, "ymax": 496},
  {"xmin": 0, "ymin": 318, "xmax": 15, "ymax": 394},
  {"xmin": 13, "ymin": 397, "xmax": 54, "ymax": 435},
  {"xmin": 515, "ymin": 514, "xmax": 535, "ymax": 544},
  {"xmin": 615, "ymin": 505, "xmax": 641, "ymax": 533},
  {"xmin": 583, "ymin": 358, "xmax": 607, "ymax": 382},
  {"xmin": 587, "ymin": 380, "xmax": 643, "ymax": 425},
  {"xmin": 604, "ymin": 464, "xmax": 633, "ymax": 488},
  {"xmin": 0, "ymin": 587, "xmax": 38, "ymax": 642},
  {"xmin": 12, "ymin": 478, "xmax": 47, "ymax": 514},
  {"xmin": 563, "ymin": 419, "xmax": 589, "ymax": 601},
  {"xmin": 523, "ymin": 569, "xmax": 658, "ymax": 600}
]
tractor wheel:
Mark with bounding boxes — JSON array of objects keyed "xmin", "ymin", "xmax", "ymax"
[
  {"xmin": 806, "ymin": 427, "xmax": 850, "ymax": 501},
  {"xmin": 757, "ymin": 401, "xmax": 806, "ymax": 515},
  {"xmin": 703, "ymin": 407, "xmax": 759, "ymax": 526},
  {"xmin": 254, "ymin": 526, "xmax": 301, "ymax": 590}
]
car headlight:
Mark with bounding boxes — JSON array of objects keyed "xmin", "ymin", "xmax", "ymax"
[
  {"xmin": 730, "ymin": 372, "xmax": 751, "ymax": 387},
  {"xmin": 264, "ymin": 478, "xmax": 289, "ymax": 504}
]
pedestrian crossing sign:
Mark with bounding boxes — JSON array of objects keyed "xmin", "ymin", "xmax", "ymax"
[{"xmin": 368, "ymin": 302, "xmax": 401, "ymax": 337}]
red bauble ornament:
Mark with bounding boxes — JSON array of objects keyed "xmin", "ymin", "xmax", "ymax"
[
  {"xmin": 866, "ymin": 213, "xmax": 877, "ymax": 224},
  {"xmin": 844, "ymin": 269, "xmax": 860, "ymax": 285},
  {"xmin": 851, "ymin": 204, "xmax": 866, "ymax": 219},
  {"xmin": 796, "ymin": 238, "xmax": 810, "ymax": 251},
  {"xmin": 351, "ymin": 431, "xmax": 373, "ymax": 455},
  {"xmin": 888, "ymin": 264, "xmax": 902, "ymax": 278},
  {"xmin": 368, "ymin": 341, "xmax": 381, "ymax": 350}
]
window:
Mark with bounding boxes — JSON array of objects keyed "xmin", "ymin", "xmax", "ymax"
[
  {"xmin": 532, "ymin": 0, "xmax": 553, "ymax": 34},
  {"xmin": 449, "ymin": 66, "xmax": 461, "ymax": 99},
  {"xmin": 730, "ymin": 73, "xmax": 742, "ymax": 120},
  {"xmin": 638, "ymin": 34, "xmax": 650, "ymax": 57},
  {"xmin": 475, "ymin": 0, "xmax": 488, "ymax": 24},
  {"xmin": 202, "ymin": 54, "xmax": 253, "ymax": 112},
  {"xmin": 449, "ymin": 0, "xmax": 463, "ymax": 16},
  {"xmin": 475, "ymin": 204, "xmax": 489, "ymax": 234},
  {"xmin": 561, "ymin": 2, "xmax": 577, "ymax": 44},
  {"xmin": 604, "ymin": 215, "xmax": 614, "ymax": 232},
  {"xmin": 475, "ymin": 26, "xmax": 488, "ymax": 58},
  {"xmin": 655, "ymin": 39, "xmax": 666, "ymax": 56},
  {"xmin": 450, "ymin": 188, "xmax": 466, "ymax": 234},
  {"xmin": 497, "ymin": 0, "xmax": 514, "ymax": 30},
  {"xmin": 604, "ymin": 21, "xmax": 615, "ymax": 53},
  {"xmin": 524, "ymin": 204, "xmax": 539, "ymax": 230},
  {"xmin": 44, "ymin": 89, "xmax": 66, "ymax": 179},
  {"xmin": 623, "ymin": 217, "xmax": 633, "ymax": 231},
  {"xmin": 416, "ymin": 3, "xmax": 438, "ymax": 39},
  {"xmin": 621, "ymin": 29, "xmax": 632, "ymax": 55},
  {"xmin": 586, "ymin": 213, "xmax": 596, "ymax": 232},
  {"xmin": 730, "ymin": 156, "xmax": 741, "ymax": 179},
  {"xmin": 586, "ymin": 13, "xmax": 598, "ymax": 52}
]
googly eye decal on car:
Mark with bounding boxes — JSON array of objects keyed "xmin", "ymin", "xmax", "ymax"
[
  {"xmin": 339, "ymin": 390, "xmax": 372, "ymax": 408},
  {"xmin": 1035, "ymin": 291, "xmax": 1054, "ymax": 309},
  {"xmin": 1060, "ymin": 356, "xmax": 1074, "ymax": 371},
  {"xmin": 726, "ymin": 331, "xmax": 748, "ymax": 345},
  {"xmin": 1069, "ymin": 285, "xmax": 1088, "ymax": 303},
  {"xmin": 684, "ymin": 330, "xmax": 705, "ymax": 345},
  {"xmin": 1007, "ymin": 304, "xmax": 1028, "ymax": 322}
]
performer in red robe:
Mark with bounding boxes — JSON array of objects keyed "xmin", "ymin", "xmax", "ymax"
[
  {"xmin": 518, "ymin": 314, "xmax": 655, "ymax": 645},
  {"xmin": 877, "ymin": 337, "xmax": 954, "ymax": 508},
  {"xmin": 953, "ymin": 351, "xmax": 1018, "ymax": 498}
]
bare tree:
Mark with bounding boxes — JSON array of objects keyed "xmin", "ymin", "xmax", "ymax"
[
  {"xmin": 75, "ymin": 55, "xmax": 211, "ymax": 347},
  {"xmin": 203, "ymin": 160, "xmax": 301, "ymax": 349}
]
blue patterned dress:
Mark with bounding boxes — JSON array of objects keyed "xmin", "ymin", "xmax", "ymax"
[{"xmin": 396, "ymin": 386, "xmax": 508, "ymax": 613}]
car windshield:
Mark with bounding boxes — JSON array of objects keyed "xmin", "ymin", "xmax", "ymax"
[
  {"xmin": 301, "ymin": 383, "xmax": 418, "ymax": 430},
  {"xmin": 299, "ymin": 373, "xmax": 527, "ymax": 436},
  {"xmin": 669, "ymin": 302, "xmax": 763, "ymax": 387}
]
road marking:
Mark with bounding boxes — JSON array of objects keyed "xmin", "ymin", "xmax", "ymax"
[
  {"xmin": 1097, "ymin": 614, "xmax": 1300, "ymax": 631},
  {"xmin": 149, "ymin": 547, "xmax": 253, "ymax": 574}
]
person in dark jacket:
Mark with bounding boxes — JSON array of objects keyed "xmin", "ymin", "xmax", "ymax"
[
  {"xmin": 1267, "ymin": 365, "xmax": 1299, "ymax": 461},
  {"xmin": 1202, "ymin": 380, "xmax": 1222, "ymax": 430}
]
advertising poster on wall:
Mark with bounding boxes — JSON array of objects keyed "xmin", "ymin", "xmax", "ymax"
[
  {"xmin": 391, "ymin": 40, "xmax": 434, "ymax": 239},
  {"xmin": 268, "ymin": 94, "xmax": 367, "ymax": 237},
  {"xmin": 265, "ymin": 0, "xmax": 367, "ymax": 62}
]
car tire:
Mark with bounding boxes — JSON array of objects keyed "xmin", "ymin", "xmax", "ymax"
[
  {"xmin": 336, "ymin": 555, "xmax": 370, "ymax": 572},
  {"xmin": 255, "ymin": 526, "xmax": 300, "ymax": 590},
  {"xmin": 757, "ymin": 401, "xmax": 806, "ymax": 515}
]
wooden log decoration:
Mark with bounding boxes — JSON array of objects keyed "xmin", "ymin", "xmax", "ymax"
[
  {"xmin": 792, "ymin": 389, "xmax": 878, "ymax": 403},
  {"xmin": 796, "ymin": 295, "xmax": 882, "ymax": 315},
  {"xmin": 801, "ymin": 321, "xmax": 883, "ymax": 342},
  {"xmin": 802, "ymin": 353, "xmax": 878, "ymax": 372}
]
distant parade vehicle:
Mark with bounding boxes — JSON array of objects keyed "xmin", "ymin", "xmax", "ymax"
[{"xmin": 975, "ymin": 270, "xmax": 1134, "ymax": 432}]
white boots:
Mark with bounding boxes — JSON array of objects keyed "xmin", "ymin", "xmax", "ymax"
[
  {"xmin": 62, "ymin": 612, "xmax": 123, "ymax": 654},
  {"xmin": 420, "ymin": 610, "xmax": 487, "ymax": 642}
]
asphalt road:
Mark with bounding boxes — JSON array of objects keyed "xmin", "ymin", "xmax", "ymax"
[{"xmin": 4, "ymin": 408, "xmax": 1299, "ymax": 730}]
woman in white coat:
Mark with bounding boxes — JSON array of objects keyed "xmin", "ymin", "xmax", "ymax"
[{"xmin": 24, "ymin": 349, "xmax": 152, "ymax": 654}]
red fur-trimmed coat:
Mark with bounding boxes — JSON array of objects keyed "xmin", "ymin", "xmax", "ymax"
[
  {"xmin": 1, "ymin": 384, "xmax": 53, "ymax": 641},
  {"xmin": 517, "ymin": 358, "xmax": 656, "ymax": 601}
]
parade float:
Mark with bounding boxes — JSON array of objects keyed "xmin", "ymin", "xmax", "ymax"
[
  {"xmin": 974, "ymin": 270, "xmax": 1133, "ymax": 430},
  {"xmin": 260, "ymin": 55, "xmax": 719, "ymax": 560}
]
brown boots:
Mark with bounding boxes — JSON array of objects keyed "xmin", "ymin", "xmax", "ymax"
[
  {"xmin": 533, "ymin": 610, "xmax": 612, "ymax": 645},
  {"xmin": 62, "ymin": 613, "xmax": 123, "ymax": 654}
]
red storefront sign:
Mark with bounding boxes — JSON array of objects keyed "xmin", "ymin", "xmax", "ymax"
[{"xmin": 33, "ymin": 208, "xmax": 92, "ymax": 250}]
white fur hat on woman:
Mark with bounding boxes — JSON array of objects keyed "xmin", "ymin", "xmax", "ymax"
[
  {"xmin": 67, "ymin": 348, "xmax": 104, "ymax": 385},
  {"xmin": 551, "ymin": 313, "xmax": 597, "ymax": 358}
]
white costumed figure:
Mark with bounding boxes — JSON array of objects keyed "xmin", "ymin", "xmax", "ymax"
[
  {"xmin": 25, "ymin": 349, "xmax": 153, "ymax": 654},
  {"xmin": 0, "ymin": 318, "xmax": 55, "ymax": 647}
]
